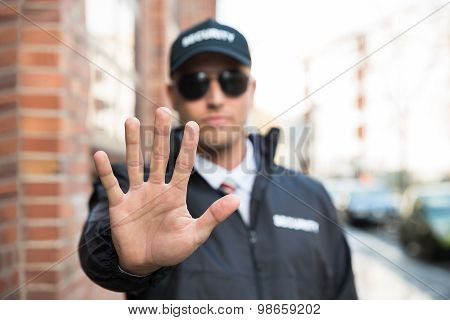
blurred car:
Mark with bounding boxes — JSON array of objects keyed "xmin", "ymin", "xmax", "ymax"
[
  {"xmin": 399, "ymin": 182, "xmax": 450, "ymax": 259},
  {"xmin": 324, "ymin": 178, "xmax": 399, "ymax": 225},
  {"xmin": 344, "ymin": 186, "xmax": 399, "ymax": 225},
  {"xmin": 323, "ymin": 178, "xmax": 363, "ymax": 212}
]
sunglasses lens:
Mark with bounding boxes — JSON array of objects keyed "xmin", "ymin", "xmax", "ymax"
[
  {"xmin": 177, "ymin": 72, "xmax": 209, "ymax": 100},
  {"xmin": 219, "ymin": 70, "xmax": 249, "ymax": 97}
]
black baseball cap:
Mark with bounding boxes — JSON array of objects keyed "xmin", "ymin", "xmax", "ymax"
[{"xmin": 169, "ymin": 19, "xmax": 251, "ymax": 76}]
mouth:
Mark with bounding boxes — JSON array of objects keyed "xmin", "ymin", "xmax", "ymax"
[{"xmin": 202, "ymin": 116, "xmax": 232, "ymax": 126}]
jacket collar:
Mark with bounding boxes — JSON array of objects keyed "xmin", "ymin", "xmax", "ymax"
[
  {"xmin": 248, "ymin": 127, "xmax": 280, "ymax": 173},
  {"xmin": 167, "ymin": 126, "xmax": 280, "ymax": 177}
]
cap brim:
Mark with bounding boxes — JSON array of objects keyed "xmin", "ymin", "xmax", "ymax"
[{"xmin": 171, "ymin": 45, "xmax": 251, "ymax": 75}]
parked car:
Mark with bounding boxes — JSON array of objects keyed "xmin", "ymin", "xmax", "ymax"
[
  {"xmin": 344, "ymin": 186, "xmax": 399, "ymax": 225},
  {"xmin": 399, "ymin": 182, "xmax": 450, "ymax": 259},
  {"xmin": 323, "ymin": 178, "xmax": 364, "ymax": 212},
  {"xmin": 324, "ymin": 178, "xmax": 399, "ymax": 225}
]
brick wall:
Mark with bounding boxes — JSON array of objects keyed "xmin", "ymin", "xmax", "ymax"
[
  {"xmin": 0, "ymin": 0, "xmax": 23, "ymax": 299},
  {"xmin": 176, "ymin": 0, "xmax": 216, "ymax": 30},
  {"xmin": 0, "ymin": 0, "xmax": 120, "ymax": 299},
  {"xmin": 0, "ymin": 0, "xmax": 216, "ymax": 299},
  {"xmin": 135, "ymin": 0, "xmax": 170, "ymax": 131},
  {"xmin": 135, "ymin": 0, "xmax": 216, "ymax": 129}
]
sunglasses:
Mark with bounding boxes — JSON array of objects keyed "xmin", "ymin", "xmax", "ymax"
[{"xmin": 176, "ymin": 69, "xmax": 249, "ymax": 101}]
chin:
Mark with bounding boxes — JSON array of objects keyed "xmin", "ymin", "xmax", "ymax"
[
  {"xmin": 198, "ymin": 136, "xmax": 231, "ymax": 153},
  {"xmin": 201, "ymin": 123, "xmax": 239, "ymax": 140}
]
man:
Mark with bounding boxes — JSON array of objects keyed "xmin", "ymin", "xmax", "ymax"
[{"xmin": 79, "ymin": 19, "xmax": 357, "ymax": 299}]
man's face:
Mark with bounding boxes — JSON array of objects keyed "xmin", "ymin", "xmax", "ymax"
[{"xmin": 168, "ymin": 53, "xmax": 255, "ymax": 153}]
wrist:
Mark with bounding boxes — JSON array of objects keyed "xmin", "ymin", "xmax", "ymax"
[{"xmin": 118, "ymin": 260, "xmax": 161, "ymax": 277}]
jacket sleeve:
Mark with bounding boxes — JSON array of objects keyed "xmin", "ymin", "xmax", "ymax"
[
  {"xmin": 78, "ymin": 163, "xmax": 172, "ymax": 293},
  {"xmin": 317, "ymin": 183, "xmax": 358, "ymax": 300}
]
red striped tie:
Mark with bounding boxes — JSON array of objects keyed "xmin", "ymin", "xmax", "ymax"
[{"xmin": 219, "ymin": 180, "xmax": 236, "ymax": 195}]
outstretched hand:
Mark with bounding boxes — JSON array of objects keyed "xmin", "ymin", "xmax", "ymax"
[{"xmin": 93, "ymin": 107, "xmax": 240, "ymax": 275}]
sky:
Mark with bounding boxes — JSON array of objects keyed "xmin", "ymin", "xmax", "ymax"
[
  {"xmin": 217, "ymin": 0, "xmax": 440, "ymax": 116},
  {"xmin": 217, "ymin": 0, "xmax": 449, "ymax": 180}
]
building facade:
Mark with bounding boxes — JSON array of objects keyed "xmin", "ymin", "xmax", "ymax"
[{"xmin": 0, "ymin": 0, "xmax": 216, "ymax": 299}]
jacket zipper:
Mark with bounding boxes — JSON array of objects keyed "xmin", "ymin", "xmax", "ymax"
[
  {"xmin": 248, "ymin": 229, "xmax": 263, "ymax": 299},
  {"xmin": 236, "ymin": 211, "xmax": 263, "ymax": 299}
]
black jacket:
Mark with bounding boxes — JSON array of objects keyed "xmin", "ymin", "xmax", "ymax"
[{"xmin": 79, "ymin": 128, "xmax": 357, "ymax": 299}]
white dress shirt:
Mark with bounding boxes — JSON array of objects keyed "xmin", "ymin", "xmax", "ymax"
[{"xmin": 194, "ymin": 139, "xmax": 257, "ymax": 225}]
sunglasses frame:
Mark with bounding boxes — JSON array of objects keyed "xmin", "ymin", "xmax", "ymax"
[{"xmin": 175, "ymin": 69, "xmax": 250, "ymax": 101}]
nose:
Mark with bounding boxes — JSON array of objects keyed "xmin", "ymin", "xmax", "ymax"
[{"xmin": 205, "ymin": 79, "xmax": 225, "ymax": 109}]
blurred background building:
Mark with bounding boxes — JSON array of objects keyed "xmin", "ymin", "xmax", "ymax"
[
  {"xmin": 0, "ymin": 0, "xmax": 448, "ymax": 299},
  {"xmin": 220, "ymin": 0, "xmax": 449, "ymax": 187},
  {"xmin": 0, "ymin": 0, "xmax": 216, "ymax": 300}
]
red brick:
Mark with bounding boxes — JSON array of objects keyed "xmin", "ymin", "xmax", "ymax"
[
  {"xmin": 2, "ymin": 248, "xmax": 16, "ymax": 268},
  {"xmin": 0, "ymin": 73, "xmax": 17, "ymax": 90},
  {"xmin": 26, "ymin": 0, "xmax": 60, "ymax": 3},
  {"xmin": 20, "ymin": 137, "xmax": 65, "ymax": 152},
  {"xmin": 0, "ymin": 113, "xmax": 17, "ymax": 134},
  {"xmin": 22, "ymin": 8, "xmax": 60, "ymax": 23},
  {"xmin": 60, "ymin": 274, "xmax": 88, "ymax": 298},
  {"xmin": 0, "ymin": 4, "xmax": 19, "ymax": 23},
  {"xmin": 26, "ymin": 290, "xmax": 58, "ymax": 300},
  {"xmin": 0, "ymin": 224, "xmax": 17, "ymax": 244},
  {"xmin": 0, "ymin": 26, "xmax": 17, "ymax": 46},
  {"xmin": 26, "ymin": 269, "xmax": 61, "ymax": 284},
  {"xmin": 23, "ymin": 203, "xmax": 73, "ymax": 218},
  {"xmin": 0, "ymin": 161, "xmax": 17, "ymax": 179},
  {"xmin": 11, "ymin": 269, "xmax": 19, "ymax": 287},
  {"xmin": 0, "ymin": 92, "xmax": 16, "ymax": 108},
  {"xmin": 21, "ymin": 28, "xmax": 61, "ymax": 45},
  {"xmin": 0, "ymin": 102, "xmax": 15, "ymax": 112},
  {"xmin": 0, "ymin": 136, "xmax": 17, "ymax": 155},
  {"xmin": 3, "ymin": 290, "xmax": 20, "ymax": 300},
  {"xmin": 18, "ymin": 51, "xmax": 59, "ymax": 67},
  {"xmin": 19, "ymin": 116, "xmax": 61, "ymax": 132},
  {"xmin": 0, "ymin": 201, "xmax": 16, "ymax": 221},
  {"xmin": 26, "ymin": 246, "xmax": 72, "ymax": 263},
  {"xmin": 19, "ymin": 72, "xmax": 64, "ymax": 88},
  {"xmin": 23, "ymin": 182, "xmax": 66, "ymax": 196},
  {"xmin": 20, "ymin": 159, "xmax": 60, "ymax": 174},
  {"xmin": 0, "ymin": 94, "xmax": 16, "ymax": 115},
  {"xmin": 0, "ymin": 270, "xmax": 19, "ymax": 297},
  {"xmin": 18, "ymin": 94, "xmax": 60, "ymax": 109},
  {"xmin": 0, "ymin": 48, "xmax": 17, "ymax": 67},
  {"xmin": 25, "ymin": 225, "xmax": 60, "ymax": 240},
  {"xmin": 0, "ymin": 277, "xmax": 4, "ymax": 293},
  {"xmin": 0, "ymin": 181, "xmax": 17, "ymax": 200}
]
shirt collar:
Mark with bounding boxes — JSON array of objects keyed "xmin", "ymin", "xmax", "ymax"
[{"xmin": 194, "ymin": 139, "xmax": 256, "ymax": 191}]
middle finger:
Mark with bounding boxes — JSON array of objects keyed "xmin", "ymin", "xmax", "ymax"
[{"xmin": 148, "ymin": 107, "xmax": 172, "ymax": 184}]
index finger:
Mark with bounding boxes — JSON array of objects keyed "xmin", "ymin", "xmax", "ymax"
[{"xmin": 93, "ymin": 151, "xmax": 125, "ymax": 207}]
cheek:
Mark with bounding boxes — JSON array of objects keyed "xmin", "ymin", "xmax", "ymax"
[{"xmin": 229, "ymin": 96, "xmax": 251, "ymax": 123}]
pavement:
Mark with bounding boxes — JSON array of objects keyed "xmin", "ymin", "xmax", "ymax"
[{"xmin": 345, "ymin": 225, "xmax": 450, "ymax": 300}]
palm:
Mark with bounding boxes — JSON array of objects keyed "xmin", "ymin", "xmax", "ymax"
[
  {"xmin": 94, "ymin": 108, "xmax": 239, "ymax": 276},
  {"xmin": 110, "ymin": 183, "xmax": 196, "ymax": 268}
]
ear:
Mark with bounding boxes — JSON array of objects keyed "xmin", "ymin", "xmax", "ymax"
[
  {"xmin": 248, "ymin": 78, "xmax": 256, "ymax": 111},
  {"xmin": 251, "ymin": 78, "xmax": 256, "ymax": 93},
  {"xmin": 166, "ymin": 84, "xmax": 179, "ymax": 112}
]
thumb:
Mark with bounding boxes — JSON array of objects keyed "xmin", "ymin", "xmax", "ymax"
[{"xmin": 194, "ymin": 194, "xmax": 240, "ymax": 245}]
